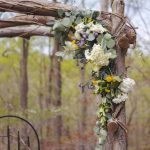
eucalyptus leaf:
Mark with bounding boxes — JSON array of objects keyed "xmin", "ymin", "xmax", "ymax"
[
  {"xmin": 53, "ymin": 21, "xmax": 65, "ymax": 31},
  {"xmin": 106, "ymin": 39, "xmax": 115, "ymax": 48},
  {"xmin": 94, "ymin": 127, "xmax": 100, "ymax": 135},
  {"xmin": 58, "ymin": 9, "xmax": 64, "ymax": 17},
  {"xmin": 97, "ymin": 35, "xmax": 103, "ymax": 44},
  {"xmin": 100, "ymin": 129, "xmax": 107, "ymax": 137},
  {"xmin": 75, "ymin": 17, "xmax": 82, "ymax": 24},
  {"xmin": 108, "ymin": 48, "xmax": 117, "ymax": 59},
  {"xmin": 65, "ymin": 12, "xmax": 71, "ymax": 16},
  {"xmin": 62, "ymin": 17, "xmax": 71, "ymax": 27},
  {"xmin": 70, "ymin": 15, "xmax": 76, "ymax": 22},
  {"xmin": 101, "ymin": 38, "xmax": 107, "ymax": 50},
  {"xmin": 104, "ymin": 33, "xmax": 112, "ymax": 40},
  {"xmin": 88, "ymin": 33, "xmax": 95, "ymax": 41}
]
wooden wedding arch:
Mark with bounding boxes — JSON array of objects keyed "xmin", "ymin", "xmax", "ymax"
[{"xmin": 0, "ymin": 0, "xmax": 136, "ymax": 150}]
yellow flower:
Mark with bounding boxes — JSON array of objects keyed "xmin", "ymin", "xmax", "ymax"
[
  {"xmin": 71, "ymin": 40, "xmax": 76, "ymax": 44},
  {"xmin": 71, "ymin": 40, "xmax": 79, "ymax": 50},
  {"xmin": 105, "ymin": 89, "xmax": 111, "ymax": 93},
  {"xmin": 92, "ymin": 80, "xmax": 98, "ymax": 86},
  {"xmin": 105, "ymin": 75, "xmax": 114, "ymax": 82},
  {"xmin": 74, "ymin": 44, "xmax": 79, "ymax": 50},
  {"xmin": 88, "ymin": 18, "xmax": 92, "ymax": 23}
]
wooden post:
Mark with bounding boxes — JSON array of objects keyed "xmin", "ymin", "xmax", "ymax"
[{"xmin": 111, "ymin": 0, "xmax": 127, "ymax": 150}]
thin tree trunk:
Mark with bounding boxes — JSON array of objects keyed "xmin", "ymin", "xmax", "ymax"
[
  {"xmin": 20, "ymin": 38, "xmax": 29, "ymax": 150},
  {"xmin": 20, "ymin": 38, "xmax": 29, "ymax": 114},
  {"xmin": 112, "ymin": 1, "xmax": 127, "ymax": 150},
  {"xmin": 52, "ymin": 35, "xmax": 62, "ymax": 150},
  {"xmin": 78, "ymin": 68, "xmax": 87, "ymax": 150}
]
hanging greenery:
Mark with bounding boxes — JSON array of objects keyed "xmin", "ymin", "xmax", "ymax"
[{"xmin": 53, "ymin": 9, "xmax": 135, "ymax": 149}]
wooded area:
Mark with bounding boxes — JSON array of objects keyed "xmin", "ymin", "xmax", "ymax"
[{"xmin": 0, "ymin": 0, "xmax": 149, "ymax": 150}]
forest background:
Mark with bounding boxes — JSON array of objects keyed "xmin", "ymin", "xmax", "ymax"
[{"xmin": 0, "ymin": 0, "xmax": 149, "ymax": 150}]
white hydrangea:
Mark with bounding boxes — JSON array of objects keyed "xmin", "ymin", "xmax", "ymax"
[
  {"xmin": 119, "ymin": 78, "xmax": 135, "ymax": 93},
  {"xmin": 112, "ymin": 93, "xmax": 128, "ymax": 104},
  {"xmin": 85, "ymin": 44, "xmax": 112, "ymax": 72},
  {"xmin": 90, "ymin": 23, "xmax": 107, "ymax": 33},
  {"xmin": 75, "ymin": 22, "xmax": 85, "ymax": 32}
]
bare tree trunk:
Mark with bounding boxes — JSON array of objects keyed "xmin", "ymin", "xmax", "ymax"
[
  {"xmin": 112, "ymin": 1, "xmax": 127, "ymax": 150},
  {"xmin": 20, "ymin": 38, "xmax": 29, "ymax": 150},
  {"xmin": 52, "ymin": 35, "xmax": 62, "ymax": 150},
  {"xmin": 78, "ymin": 68, "xmax": 87, "ymax": 150},
  {"xmin": 20, "ymin": 38, "xmax": 29, "ymax": 114}
]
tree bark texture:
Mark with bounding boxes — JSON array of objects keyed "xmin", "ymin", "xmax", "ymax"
[
  {"xmin": 79, "ymin": 68, "xmax": 87, "ymax": 150},
  {"xmin": 0, "ymin": 16, "xmax": 54, "ymax": 28},
  {"xmin": 20, "ymin": 38, "xmax": 29, "ymax": 112},
  {"xmin": 0, "ymin": 1, "xmax": 71, "ymax": 17},
  {"xmin": 100, "ymin": 0, "xmax": 109, "ymax": 11},
  {"xmin": 51, "ymin": 35, "xmax": 62, "ymax": 150},
  {"xmin": 0, "ymin": 26, "xmax": 53, "ymax": 38},
  {"xmin": 105, "ymin": 0, "xmax": 127, "ymax": 150}
]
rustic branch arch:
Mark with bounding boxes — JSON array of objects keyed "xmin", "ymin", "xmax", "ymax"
[{"xmin": 0, "ymin": 0, "xmax": 136, "ymax": 150}]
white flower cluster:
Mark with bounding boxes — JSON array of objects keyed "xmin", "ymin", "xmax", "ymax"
[
  {"xmin": 74, "ymin": 22, "xmax": 107, "ymax": 40},
  {"xmin": 75, "ymin": 22, "xmax": 85, "ymax": 32},
  {"xmin": 112, "ymin": 93, "xmax": 128, "ymax": 104},
  {"xmin": 90, "ymin": 23, "xmax": 107, "ymax": 33},
  {"xmin": 120, "ymin": 78, "xmax": 136, "ymax": 93},
  {"xmin": 85, "ymin": 44, "xmax": 112, "ymax": 72},
  {"xmin": 112, "ymin": 78, "xmax": 135, "ymax": 104}
]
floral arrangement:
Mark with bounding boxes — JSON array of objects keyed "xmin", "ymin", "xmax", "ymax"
[{"xmin": 53, "ymin": 9, "xmax": 135, "ymax": 150}]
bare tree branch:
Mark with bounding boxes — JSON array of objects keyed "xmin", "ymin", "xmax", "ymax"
[
  {"xmin": 0, "ymin": 15, "xmax": 54, "ymax": 28},
  {"xmin": 0, "ymin": 25, "xmax": 53, "ymax": 38},
  {"xmin": 0, "ymin": 0, "xmax": 71, "ymax": 17}
]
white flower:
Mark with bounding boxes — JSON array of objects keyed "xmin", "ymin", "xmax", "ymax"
[
  {"xmin": 90, "ymin": 24, "xmax": 107, "ymax": 33},
  {"xmin": 85, "ymin": 44, "xmax": 112, "ymax": 71},
  {"xmin": 75, "ymin": 22, "xmax": 85, "ymax": 32},
  {"xmin": 74, "ymin": 31, "xmax": 81, "ymax": 40},
  {"xmin": 86, "ymin": 21, "xmax": 94, "ymax": 28},
  {"xmin": 85, "ymin": 49, "xmax": 91, "ymax": 59},
  {"xmin": 119, "ymin": 78, "xmax": 135, "ymax": 93},
  {"xmin": 64, "ymin": 41, "xmax": 78, "ymax": 51},
  {"xmin": 112, "ymin": 93, "xmax": 128, "ymax": 104}
]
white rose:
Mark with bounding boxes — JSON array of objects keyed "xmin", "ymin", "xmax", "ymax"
[{"xmin": 120, "ymin": 78, "xmax": 135, "ymax": 93}]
